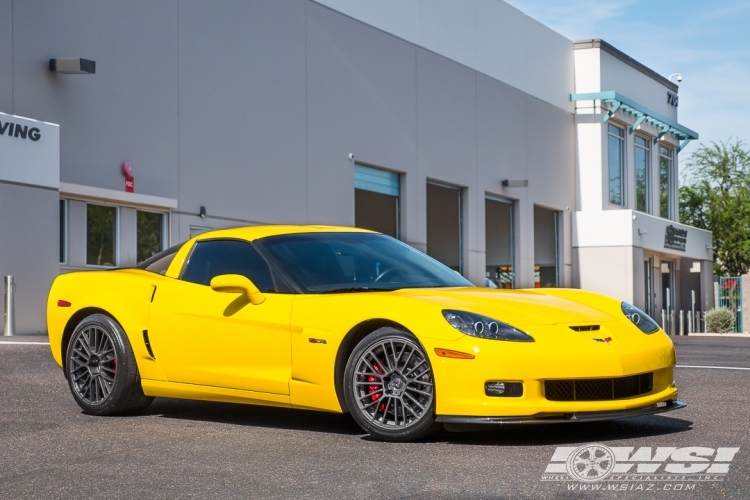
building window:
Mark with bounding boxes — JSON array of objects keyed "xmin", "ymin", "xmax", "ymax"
[
  {"xmin": 354, "ymin": 164, "xmax": 400, "ymax": 238},
  {"xmin": 86, "ymin": 204, "xmax": 117, "ymax": 267},
  {"xmin": 137, "ymin": 211, "xmax": 167, "ymax": 264},
  {"xmin": 635, "ymin": 136, "xmax": 651, "ymax": 213},
  {"xmin": 426, "ymin": 182, "xmax": 463, "ymax": 274},
  {"xmin": 534, "ymin": 206, "xmax": 559, "ymax": 288},
  {"xmin": 59, "ymin": 199, "xmax": 67, "ymax": 265},
  {"xmin": 608, "ymin": 124, "xmax": 626, "ymax": 206},
  {"xmin": 485, "ymin": 196, "xmax": 514, "ymax": 288},
  {"xmin": 659, "ymin": 146, "xmax": 674, "ymax": 219}
]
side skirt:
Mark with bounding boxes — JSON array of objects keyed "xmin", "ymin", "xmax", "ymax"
[{"xmin": 141, "ymin": 379, "xmax": 292, "ymax": 408}]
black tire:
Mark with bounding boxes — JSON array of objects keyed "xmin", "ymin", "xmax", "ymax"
[
  {"xmin": 344, "ymin": 327, "xmax": 438, "ymax": 442},
  {"xmin": 65, "ymin": 314, "xmax": 153, "ymax": 415}
]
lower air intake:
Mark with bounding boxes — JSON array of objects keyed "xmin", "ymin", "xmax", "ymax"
[{"xmin": 545, "ymin": 373, "xmax": 653, "ymax": 401}]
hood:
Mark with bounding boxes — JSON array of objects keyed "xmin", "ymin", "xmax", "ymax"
[{"xmin": 393, "ymin": 287, "xmax": 616, "ymax": 327}]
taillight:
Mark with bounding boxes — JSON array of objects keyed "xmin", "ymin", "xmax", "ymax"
[{"xmin": 57, "ymin": 300, "xmax": 71, "ymax": 307}]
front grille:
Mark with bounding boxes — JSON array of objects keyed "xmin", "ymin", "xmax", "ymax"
[{"xmin": 545, "ymin": 373, "xmax": 653, "ymax": 401}]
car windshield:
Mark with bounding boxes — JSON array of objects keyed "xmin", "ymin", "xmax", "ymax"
[{"xmin": 257, "ymin": 232, "xmax": 473, "ymax": 293}]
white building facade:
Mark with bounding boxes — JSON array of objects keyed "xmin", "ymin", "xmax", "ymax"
[
  {"xmin": 572, "ymin": 40, "xmax": 712, "ymax": 328},
  {"xmin": 0, "ymin": 1, "xmax": 710, "ymax": 334}
]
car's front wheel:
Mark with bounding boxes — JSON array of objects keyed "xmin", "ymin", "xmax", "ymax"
[
  {"xmin": 344, "ymin": 327, "xmax": 438, "ymax": 441},
  {"xmin": 66, "ymin": 314, "xmax": 153, "ymax": 415}
]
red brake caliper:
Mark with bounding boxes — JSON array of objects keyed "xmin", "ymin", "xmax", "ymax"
[{"xmin": 368, "ymin": 362, "xmax": 386, "ymax": 412}]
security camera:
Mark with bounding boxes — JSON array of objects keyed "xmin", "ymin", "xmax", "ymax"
[
  {"xmin": 676, "ymin": 75, "xmax": 683, "ymax": 82},
  {"xmin": 348, "ymin": 153, "xmax": 355, "ymax": 161}
]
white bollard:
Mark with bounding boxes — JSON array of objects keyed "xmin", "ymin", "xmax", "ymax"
[
  {"xmin": 679, "ymin": 310, "xmax": 684, "ymax": 336},
  {"xmin": 4, "ymin": 276, "xmax": 16, "ymax": 337}
]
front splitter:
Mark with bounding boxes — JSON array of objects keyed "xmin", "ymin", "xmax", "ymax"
[{"xmin": 436, "ymin": 399, "xmax": 686, "ymax": 425}]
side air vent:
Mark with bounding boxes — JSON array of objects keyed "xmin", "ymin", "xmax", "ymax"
[
  {"xmin": 142, "ymin": 330, "xmax": 156, "ymax": 359},
  {"xmin": 569, "ymin": 325, "xmax": 600, "ymax": 332}
]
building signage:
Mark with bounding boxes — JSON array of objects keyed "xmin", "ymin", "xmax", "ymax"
[
  {"xmin": 664, "ymin": 225, "xmax": 688, "ymax": 251},
  {"xmin": 0, "ymin": 111, "xmax": 59, "ymax": 190},
  {"xmin": 667, "ymin": 91, "xmax": 679, "ymax": 107},
  {"xmin": 0, "ymin": 120, "xmax": 42, "ymax": 141}
]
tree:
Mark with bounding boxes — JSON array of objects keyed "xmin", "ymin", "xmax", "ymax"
[{"xmin": 680, "ymin": 140, "xmax": 750, "ymax": 276}]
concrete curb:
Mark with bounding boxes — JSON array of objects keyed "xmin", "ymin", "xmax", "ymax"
[{"xmin": 678, "ymin": 333, "xmax": 750, "ymax": 337}]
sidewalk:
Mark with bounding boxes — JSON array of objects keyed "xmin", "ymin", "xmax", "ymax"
[{"xmin": 0, "ymin": 333, "xmax": 50, "ymax": 344}]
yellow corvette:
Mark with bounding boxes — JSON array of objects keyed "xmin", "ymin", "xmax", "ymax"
[{"xmin": 47, "ymin": 225, "xmax": 684, "ymax": 441}]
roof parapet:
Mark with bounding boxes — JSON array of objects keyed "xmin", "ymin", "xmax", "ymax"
[{"xmin": 574, "ymin": 39, "xmax": 678, "ymax": 93}]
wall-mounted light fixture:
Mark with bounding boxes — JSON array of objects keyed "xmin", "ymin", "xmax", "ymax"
[
  {"xmin": 199, "ymin": 206, "xmax": 207, "ymax": 219},
  {"xmin": 502, "ymin": 179, "xmax": 528, "ymax": 188},
  {"xmin": 49, "ymin": 58, "xmax": 96, "ymax": 74}
]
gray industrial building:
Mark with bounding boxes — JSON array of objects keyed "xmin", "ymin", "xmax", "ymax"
[{"xmin": 0, "ymin": 0, "xmax": 712, "ymax": 335}]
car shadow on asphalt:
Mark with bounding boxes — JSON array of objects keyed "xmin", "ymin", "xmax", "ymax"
[
  {"xmin": 143, "ymin": 398, "xmax": 365, "ymax": 436},
  {"xmin": 425, "ymin": 415, "xmax": 694, "ymax": 446},
  {"xmin": 142, "ymin": 398, "xmax": 692, "ymax": 444}
]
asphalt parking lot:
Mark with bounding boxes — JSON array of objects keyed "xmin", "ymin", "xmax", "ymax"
[{"xmin": 1, "ymin": 335, "xmax": 749, "ymax": 499}]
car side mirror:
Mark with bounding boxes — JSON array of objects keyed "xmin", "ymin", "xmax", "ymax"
[{"xmin": 210, "ymin": 274, "xmax": 265, "ymax": 305}]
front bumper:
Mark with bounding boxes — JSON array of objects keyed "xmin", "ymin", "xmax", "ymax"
[
  {"xmin": 425, "ymin": 322, "xmax": 678, "ymax": 417},
  {"xmin": 437, "ymin": 399, "xmax": 686, "ymax": 425}
]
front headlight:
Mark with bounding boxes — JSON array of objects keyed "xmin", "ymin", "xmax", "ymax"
[
  {"xmin": 621, "ymin": 302, "xmax": 659, "ymax": 334},
  {"xmin": 442, "ymin": 310, "xmax": 534, "ymax": 342}
]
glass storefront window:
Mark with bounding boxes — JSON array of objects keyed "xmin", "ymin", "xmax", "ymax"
[
  {"xmin": 608, "ymin": 124, "xmax": 625, "ymax": 206},
  {"xmin": 426, "ymin": 182, "xmax": 463, "ymax": 274},
  {"xmin": 86, "ymin": 204, "xmax": 117, "ymax": 267},
  {"xmin": 534, "ymin": 206, "xmax": 559, "ymax": 288},
  {"xmin": 660, "ymin": 146, "xmax": 673, "ymax": 219},
  {"xmin": 644, "ymin": 257, "xmax": 654, "ymax": 318},
  {"xmin": 137, "ymin": 211, "xmax": 166, "ymax": 263},
  {"xmin": 485, "ymin": 197, "xmax": 514, "ymax": 288},
  {"xmin": 635, "ymin": 136, "xmax": 651, "ymax": 213}
]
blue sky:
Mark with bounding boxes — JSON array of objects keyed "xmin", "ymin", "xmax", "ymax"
[{"xmin": 505, "ymin": 0, "xmax": 750, "ymax": 158}]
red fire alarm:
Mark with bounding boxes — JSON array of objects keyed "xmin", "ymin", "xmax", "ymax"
[{"xmin": 123, "ymin": 162, "xmax": 134, "ymax": 193}]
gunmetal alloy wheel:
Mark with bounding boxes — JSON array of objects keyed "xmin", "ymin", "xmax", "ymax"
[
  {"xmin": 345, "ymin": 328, "xmax": 437, "ymax": 441},
  {"xmin": 68, "ymin": 324, "xmax": 117, "ymax": 406},
  {"xmin": 66, "ymin": 314, "xmax": 153, "ymax": 415}
]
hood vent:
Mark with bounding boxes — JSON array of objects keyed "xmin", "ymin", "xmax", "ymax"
[{"xmin": 569, "ymin": 325, "xmax": 600, "ymax": 332}]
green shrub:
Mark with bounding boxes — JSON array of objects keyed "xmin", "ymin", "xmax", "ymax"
[{"xmin": 705, "ymin": 307, "xmax": 736, "ymax": 333}]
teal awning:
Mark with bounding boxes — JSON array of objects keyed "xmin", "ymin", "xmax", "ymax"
[
  {"xmin": 354, "ymin": 164, "xmax": 400, "ymax": 197},
  {"xmin": 570, "ymin": 91, "xmax": 698, "ymax": 153}
]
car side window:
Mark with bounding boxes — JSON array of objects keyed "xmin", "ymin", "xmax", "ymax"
[
  {"xmin": 137, "ymin": 244, "xmax": 181, "ymax": 275},
  {"xmin": 180, "ymin": 239, "xmax": 276, "ymax": 293}
]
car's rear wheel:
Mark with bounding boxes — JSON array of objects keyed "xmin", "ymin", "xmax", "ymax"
[
  {"xmin": 66, "ymin": 314, "xmax": 153, "ymax": 415},
  {"xmin": 344, "ymin": 327, "xmax": 438, "ymax": 441}
]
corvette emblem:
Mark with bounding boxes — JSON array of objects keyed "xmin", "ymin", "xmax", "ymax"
[{"xmin": 592, "ymin": 337, "xmax": 613, "ymax": 344}]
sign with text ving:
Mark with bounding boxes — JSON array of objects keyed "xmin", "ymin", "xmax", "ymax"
[{"xmin": 0, "ymin": 111, "xmax": 60, "ymax": 189}]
